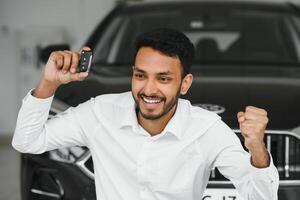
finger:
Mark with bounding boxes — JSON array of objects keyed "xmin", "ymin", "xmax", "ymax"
[
  {"xmin": 240, "ymin": 121, "xmax": 257, "ymax": 128},
  {"xmin": 70, "ymin": 52, "xmax": 80, "ymax": 73},
  {"xmin": 55, "ymin": 53, "xmax": 64, "ymax": 70},
  {"xmin": 61, "ymin": 51, "xmax": 72, "ymax": 73},
  {"xmin": 237, "ymin": 111, "xmax": 244, "ymax": 118},
  {"xmin": 80, "ymin": 46, "xmax": 91, "ymax": 53},
  {"xmin": 48, "ymin": 52, "xmax": 57, "ymax": 64},
  {"xmin": 67, "ymin": 51, "xmax": 78, "ymax": 71},
  {"xmin": 240, "ymin": 120, "xmax": 267, "ymax": 135},
  {"xmin": 49, "ymin": 52, "xmax": 62, "ymax": 69},
  {"xmin": 244, "ymin": 111, "xmax": 258, "ymax": 121},
  {"xmin": 245, "ymin": 106, "xmax": 268, "ymax": 116},
  {"xmin": 239, "ymin": 123, "xmax": 256, "ymax": 137},
  {"xmin": 237, "ymin": 111, "xmax": 245, "ymax": 123},
  {"xmin": 244, "ymin": 110, "xmax": 269, "ymax": 123},
  {"xmin": 70, "ymin": 72, "xmax": 89, "ymax": 81}
]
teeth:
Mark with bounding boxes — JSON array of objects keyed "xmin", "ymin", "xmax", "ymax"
[{"xmin": 142, "ymin": 96, "xmax": 162, "ymax": 104}]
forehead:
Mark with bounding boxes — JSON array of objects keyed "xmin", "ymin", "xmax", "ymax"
[{"xmin": 134, "ymin": 47, "xmax": 182, "ymax": 75}]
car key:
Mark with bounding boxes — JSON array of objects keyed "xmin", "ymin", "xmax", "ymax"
[{"xmin": 77, "ymin": 50, "xmax": 93, "ymax": 73}]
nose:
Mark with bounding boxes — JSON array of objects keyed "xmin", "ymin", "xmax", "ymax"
[{"xmin": 143, "ymin": 78, "xmax": 158, "ymax": 96}]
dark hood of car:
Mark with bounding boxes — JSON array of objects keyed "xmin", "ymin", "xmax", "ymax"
[
  {"xmin": 185, "ymin": 65, "xmax": 300, "ymax": 130},
  {"xmin": 55, "ymin": 64, "xmax": 300, "ymax": 130}
]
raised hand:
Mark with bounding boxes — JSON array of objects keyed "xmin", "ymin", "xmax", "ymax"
[
  {"xmin": 237, "ymin": 106, "xmax": 270, "ymax": 168},
  {"xmin": 33, "ymin": 47, "xmax": 91, "ymax": 98},
  {"xmin": 43, "ymin": 47, "xmax": 91, "ymax": 86}
]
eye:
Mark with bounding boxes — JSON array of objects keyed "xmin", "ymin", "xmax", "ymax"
[
  {"xmin": 134, "ymin": 73, "xmax": 145, "ymax": 79},
  {"xmin": 159, "ymin": 76, "xmax": 172, "ymax": 82}
]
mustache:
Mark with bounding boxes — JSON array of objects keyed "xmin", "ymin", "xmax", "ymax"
[{"xmin": 138, "ymin": 93, "xmax": 166, "ymax": 101}]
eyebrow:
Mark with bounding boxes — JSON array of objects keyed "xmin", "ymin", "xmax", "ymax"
[
  {"xmin": 133, "ymin": 66, "xmax": 146, "ymax": 73},
  {"xmin": 133, "ymin": 66, "xmax": 174, "ymax": 76},
  {"xmin": 158, "ymin": 71, "xmax": 173, "ymax": 76}
]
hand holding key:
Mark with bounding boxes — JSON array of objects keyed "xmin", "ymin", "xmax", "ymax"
[
  {"xmin": 32, "ymin": 47, "xmax": 91, "ymax": 98},
  {"xmin": 43, "ymin": 47, "xmax": 91, "ymax": 86}
]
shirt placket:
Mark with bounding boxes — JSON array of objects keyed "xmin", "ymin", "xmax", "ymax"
[{"xmin": 137, "ymin": 136, "xmax": 157, "ymax": 199}]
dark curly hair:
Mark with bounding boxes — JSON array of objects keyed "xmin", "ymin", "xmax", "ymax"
[{"xmin": 134, "ymin": 28, "xmax": 195, "ymax": 77}]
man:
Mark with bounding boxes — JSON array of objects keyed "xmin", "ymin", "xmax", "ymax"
[{"xmin": 12, "ymin": 28, "xmax": 279, "ymax": 200}]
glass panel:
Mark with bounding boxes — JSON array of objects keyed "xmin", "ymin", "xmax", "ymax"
[{"xmin": 93, "ymin": 6, "xmax": 300, "ymax": 66}]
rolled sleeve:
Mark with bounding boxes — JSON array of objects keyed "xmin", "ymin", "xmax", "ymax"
[
  {"xmin": 248, "ymin": 152, "xmax": 279, "ymax": 200},
  {"xmin": 22, "ymin": 88, "xmax": 54, "ymax": 109}
]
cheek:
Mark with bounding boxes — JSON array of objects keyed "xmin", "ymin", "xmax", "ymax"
[
  {"xmin": 131, "ymin": 80, "xmax": 143, "ymax": 94},
  {"xmin": 161, "ymin": 84, "xmax": 181, "ymax": 98}
]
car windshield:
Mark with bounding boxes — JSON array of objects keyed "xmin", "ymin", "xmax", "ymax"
[{"xmin": 93, "ymin": 5, "xmax": 300, "ymax": 66}]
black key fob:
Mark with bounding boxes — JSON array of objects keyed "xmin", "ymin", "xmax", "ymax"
[{"xmin": 78, "ymin": 50, "xmax": 93, "ymax": 73}]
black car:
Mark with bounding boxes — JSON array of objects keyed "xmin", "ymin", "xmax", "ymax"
[{"xmin": 21, "ymin": 0, "xmax": 300, "ymax": 199}]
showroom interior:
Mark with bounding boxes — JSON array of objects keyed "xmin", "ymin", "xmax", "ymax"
[
  {"xmin": 1, "ymin": 0, "xmax": 300, "ymax": 199},
  {"xmin": 0, "ymin": 0, "xmax": 113, "ymax": 199}
]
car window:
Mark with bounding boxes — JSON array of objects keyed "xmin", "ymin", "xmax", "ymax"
[
  {"xmin": 93, "ymin": 16, "xmax": 123, "ymax": 62},
  {"xmin": 93, "ymin": 7, "xmax": 300, "ymax": 66},
  {"xmin": 290, "ymin": 16, "xmax": 300, "ymax": 59}
]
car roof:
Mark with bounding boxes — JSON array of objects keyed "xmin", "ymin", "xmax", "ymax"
[
  {"xmin": 123, "ymin": 0, "xmax": 300, "ymax": 14},
  {"xmin": 130, "ymin": 0, "xmax": 299, "ymax": 5},
  {"xmin": 125, "ymin": 0, "xmax": 299, "ymax": 7}
]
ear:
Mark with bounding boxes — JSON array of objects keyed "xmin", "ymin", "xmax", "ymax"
[{"xmin": 180, "ymin": 73, "xmax": 193, "ymax": 95}]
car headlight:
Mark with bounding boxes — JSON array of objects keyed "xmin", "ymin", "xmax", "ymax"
[{"xmin": 48, "ymin": 146, "xmax": 88, "ymax": 163}]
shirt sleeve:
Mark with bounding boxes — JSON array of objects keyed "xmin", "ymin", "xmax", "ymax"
[
  {"xmin": 12, "ymin": 89, "xmax": 92, "ymax": 154},
  {"xmin": 211, "ymin": 120, "xmax": 279, "ymax": 200}
]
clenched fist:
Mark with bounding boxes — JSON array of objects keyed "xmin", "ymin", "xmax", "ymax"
[
  {"xmin": 237, "ymin": 106, "xmax": 270, "ymax": 168},
  {"xmin": 33, "ymin": 47, "xmax": 91, "ymax": 99}
]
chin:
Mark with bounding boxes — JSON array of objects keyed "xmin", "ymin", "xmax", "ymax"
[{"xmin": 139, "ymin": 110, "xmax": 165, "ymax": 120}]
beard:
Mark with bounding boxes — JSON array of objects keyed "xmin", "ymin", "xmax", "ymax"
[{"xmin": 132, "ymin": 88, "xmax": 181, "ymax": 121}]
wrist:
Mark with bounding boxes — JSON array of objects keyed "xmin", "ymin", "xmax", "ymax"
[
  {"xmin": 32, "ymin": 79, "xmax": 60, "ymax": 99},
  {"xmin": 250, "ymin": 144, "xmax": 270, "ymax": 168}
]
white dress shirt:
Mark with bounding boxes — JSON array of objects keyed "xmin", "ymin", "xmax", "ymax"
[{"xmin": 12, "ymin": 90, "xmax": 279, "ymax": 200}]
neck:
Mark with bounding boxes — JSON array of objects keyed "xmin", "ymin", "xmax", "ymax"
[{"xmin": 137, "ymin": 105, "xmax": 177, "ymax": 136}]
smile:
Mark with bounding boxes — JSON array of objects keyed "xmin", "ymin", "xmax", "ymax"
[{"xmin": 141, "ymin": 95, "xmax": 163, "ymax": 104}]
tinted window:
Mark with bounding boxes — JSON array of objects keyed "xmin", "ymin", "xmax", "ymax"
[{"xmin": 93, "ymin": 6, "xmax": 300, "ymax": 66}]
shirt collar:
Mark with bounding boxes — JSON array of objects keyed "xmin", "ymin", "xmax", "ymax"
[
  {"xmin": 118, "ymin": 95, "xmax": 187, "ymax": 140},
  {"xmin": 118, "ymin": 94, "xmax": 139, "ymax": 133},
  {"xmin": 161, "ymin": 99, "xmax": 187, "ymax": 140}
]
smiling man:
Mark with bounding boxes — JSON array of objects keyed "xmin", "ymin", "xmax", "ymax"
[
  {"xmin": 132, "ymin": 44, "xmax": 193, "ymax": 136},
  {"xmin": 12, "ymin": 28, "xmax": 279, "ymax": 200}
]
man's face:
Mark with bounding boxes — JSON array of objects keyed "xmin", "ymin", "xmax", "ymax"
[{"xmin": 131, "ymin": 47, "xmax": 192, "ymax": 121}]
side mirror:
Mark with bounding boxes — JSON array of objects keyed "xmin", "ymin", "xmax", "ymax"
[{"xmin": 38, "ymin": 44, "xmax": 70, "ymax": 64}]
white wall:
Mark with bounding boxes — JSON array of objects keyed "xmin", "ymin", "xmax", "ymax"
[{"xmin": 0, "ymin": 0, "xmax": 114, "ymax": 135}]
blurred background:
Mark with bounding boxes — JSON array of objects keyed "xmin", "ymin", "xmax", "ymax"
[
  {"xmin": 1, "ymin": 0, "xmax": 300, "ymax": 199},
  {"xmin": 0, "ymin": 0, "xmax": 120, "ymax": 199}
]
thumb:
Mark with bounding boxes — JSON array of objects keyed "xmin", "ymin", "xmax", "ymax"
[
  {"xmin": 80, "ymin": 46, "xmax": 91, "ymax": 53},
  {"xmin": 237, "ymin": 111, "xmax": 245, "ymax": 123},
  {"xmin": 70, "ymin": 72, "xmax": 89, "ymax": 81}
]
